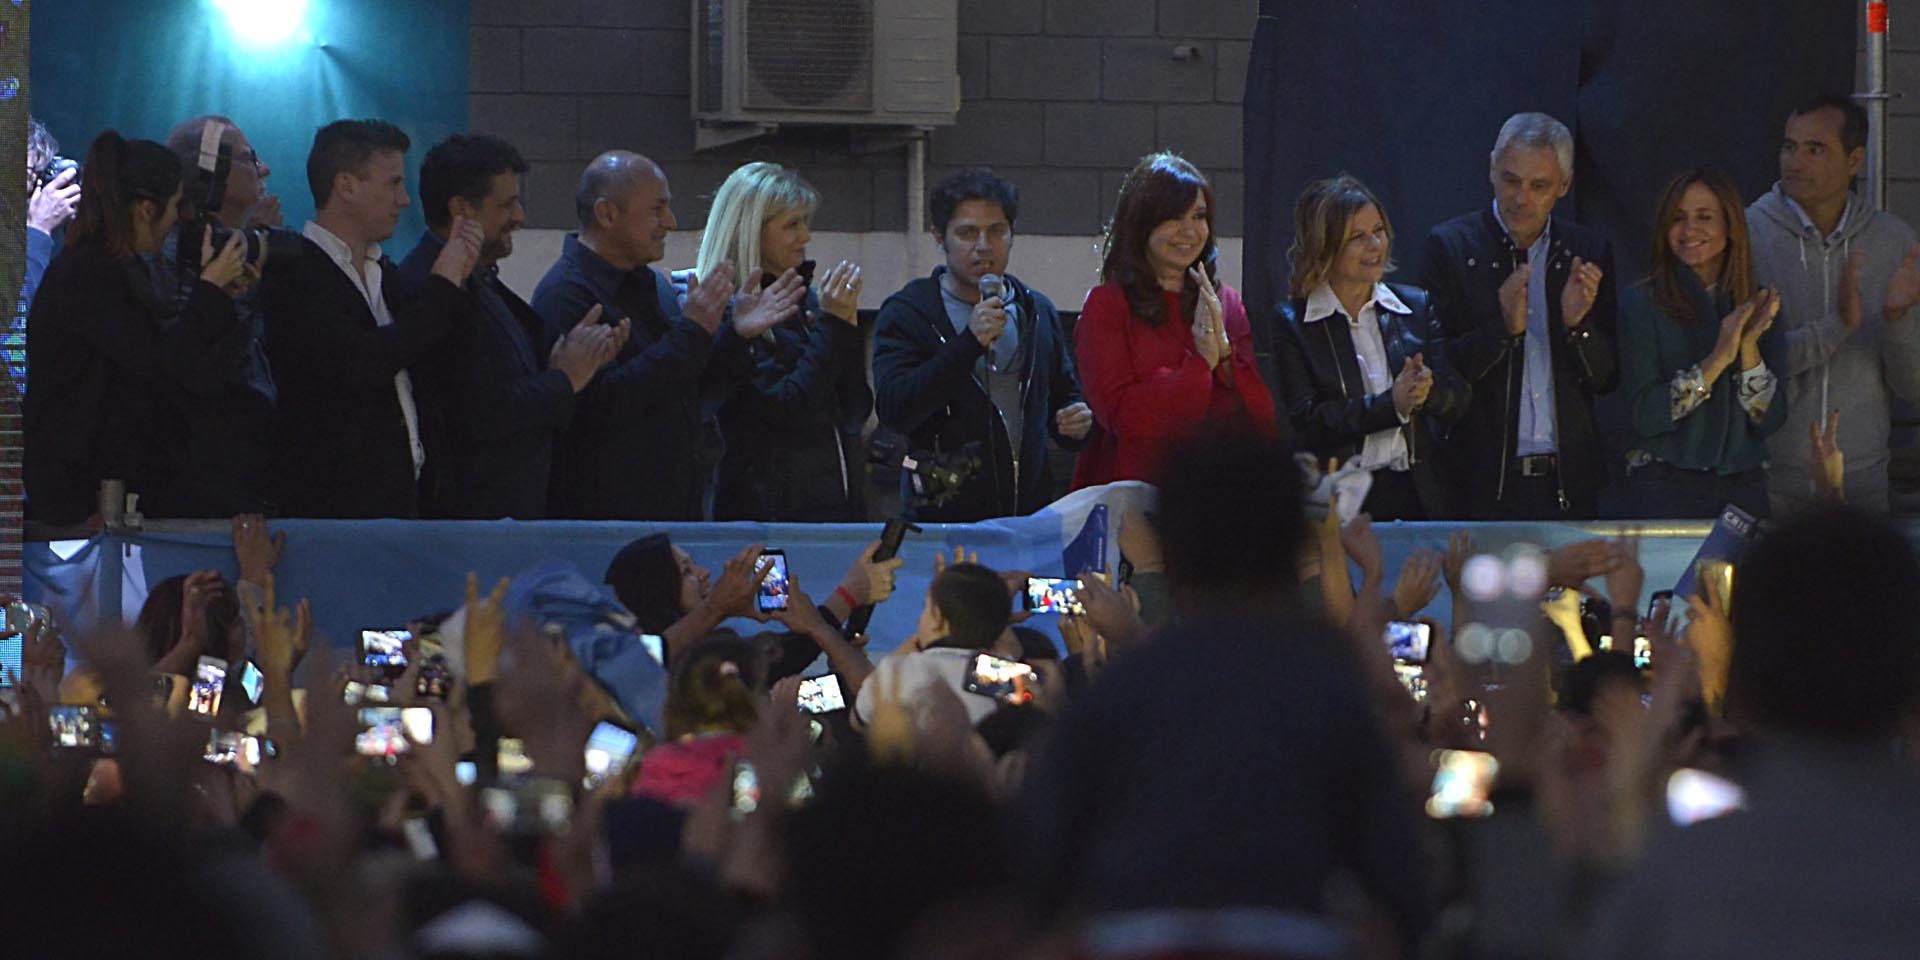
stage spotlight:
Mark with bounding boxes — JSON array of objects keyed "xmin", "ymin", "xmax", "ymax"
[{"xmin": 211, "ymin": 0, "xmax": 309, "ymax": 47}]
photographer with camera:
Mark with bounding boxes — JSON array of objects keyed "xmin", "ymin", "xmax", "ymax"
[
  {"xmin": 150, "ymin": 115, "xmax": 288, "ymax": 515},
  {"xmin": 261, "ymin": 119, "xmax": 482, "ymax": 519},
  {"xmin": 14, "ymin": 118, "xmax": 81, "ymax": 394},
  {"xmin": 23, "ymin": 131, "xmax": 250, "ymax": 525}
]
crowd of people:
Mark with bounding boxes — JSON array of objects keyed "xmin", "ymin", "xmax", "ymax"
[
  {"xmin": 4, "ymin": 414, "xmax": 1918, "ymax": 958},
  {"xmin": 20, "ymin": 95, "xmax": 1920, "ymax": 528}
]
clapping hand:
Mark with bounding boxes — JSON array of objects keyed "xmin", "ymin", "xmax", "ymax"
[
  {"xmin": 1561, "ymin": 256, "xmax": 1603, "ymax": 328},
  {"xmin": 1738, "ymin": 288, "xmax": 1780, "ymax": 357},
  {"xmin": 683, "ymin": 260, "xmax": 739, "ymax": 335},
  {"xmin": 1391, "ymin": 549, "xmax": 1442, "ymax": 619},
  {"xmin": 1499, "ymin": 263, "xmax": 1531, "ymax": 335},
  {"xmin": 1839, "ymin": 251, "xmax": 1865, "ymax": 332},
  {"xmin": 1886, "ymin": 244, "xmax": 1920, "ymax": 323},
  {"xmin": 550, "ymin": 305, "xmax": 623, "ymax": 392},
  {"xmin": 1546, "ymin": 539, "xmax": 1621, "ymax": 588},
  {"xmin": 816, "ymin": 259, "xmax": 863, "ymax": 323},
  {"xmin": 1189, "ymin": 266, "xmax": 1229, "ymax": 369},
  {"xmin": 734, "ymin": 268, "xmax": 806, "ymax": 338},
  {"xmin": 1391, "ymin": 352, "xmax": 1433, "ymax": 417}
]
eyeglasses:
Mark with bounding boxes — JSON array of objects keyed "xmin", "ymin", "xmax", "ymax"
[{"xmin": 237, "ymin": 149, "xmax": 263, "ymax": 173}]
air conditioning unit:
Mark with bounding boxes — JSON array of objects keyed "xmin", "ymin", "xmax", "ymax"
[{"xmin": 692, "ymin": 0, "xmax": 958, "ymax": 149}]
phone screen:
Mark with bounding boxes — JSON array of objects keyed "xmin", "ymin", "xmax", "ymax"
[
  {"xmin": 962, "ymin": 652, "xmax": 1039, "ymax": 705},
  {"xmin": 796, "ymin": 674, "xmax": 846, "ymax": 714},
  {"xmin": 1023, "ymin": 577, "xmax": 1084, "ymax": 616},
  {"xmin": 0, "ymin": 633, "xmax": 19, "ymax": 688},
  {"xmin": 1666, "ymin": 768, "xmax": 1747, "ymax": 825},
  {"xmin": 359, "ymin": 629, "xmax": 412, "ymax": 681},
  {"xmin": 354, "ymin": 706, "xmax": 433, "ymax": 759},
  {"xmin": 415, "ymin": 653, "xmax": 450, "ymax": 700},
  {"xmin": 1426, "ymin": 749, "xmax": 1500, "ymax": 819},
  {"xmin": 343, "ymin": 681, "xmax": 392, "ymax": 705},
  {"xmin": 1385, "ymin": 621, "xmax": 1431, "ymax": 664},
  {"xmin": 238, "ymin": 661, "xmax": 265, "ymax": 704},
  {"xmin": 481, "ymin": 781, "xmax": 574, "ymax": 834},
  {"xmin": 48, "ymin": 705, "xmax": 105, "ymax": 751},
  {"xmin": 755, "ymin": 550, "xmax": 791, "ymax": 613},
  {"xmin": 188, "ymin": 656, "xmax": 228, "ymax": 718},
  {"xmin": 729, "ymin": 760, "xmax": 761, "ymax": 818},
  {"xmin": 584, "ymin": 721, "xmax": 641, "ymax": 787}
]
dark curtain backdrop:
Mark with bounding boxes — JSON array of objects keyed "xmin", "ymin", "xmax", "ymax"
[
  {"xmin": 1244, "ymin": 0, "xmax": 1856, "ymax": 363},
  {"xmin": 31, "ymin": 0, "xmax": 470, "ymax": 255}
]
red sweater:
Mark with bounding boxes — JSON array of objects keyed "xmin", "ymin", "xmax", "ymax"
[{"xmin": 1071, "ymin": 281, "xmax": 1277, "ymax": 487}]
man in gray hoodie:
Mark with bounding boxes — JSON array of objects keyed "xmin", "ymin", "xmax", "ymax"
[{"xmin": 1748, "ymin": 94, "xmax": 1920, "ymax": 514}]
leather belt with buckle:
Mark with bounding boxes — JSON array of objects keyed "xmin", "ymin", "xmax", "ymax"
[{"xmin": 1515, "ymin": 453, "xmax": 1557, "ymax": 477}]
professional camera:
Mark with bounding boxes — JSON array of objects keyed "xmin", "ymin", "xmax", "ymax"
[
  {"xmin": 868, "ymin": 435, "xmax": 984, "ymax": 509},
  {"xmin": 176, "ymin": 121, "xmax": 300, "ymax": 279},
  {"xmin": 32, "ymin": 155, "xmax": 80, "ymax": 191}
]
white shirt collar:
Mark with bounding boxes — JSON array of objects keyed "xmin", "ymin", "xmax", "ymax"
[
  {"xmin": 1491, "ymin": 200, "xmax": 1551, "ymax": 252},
  {"xmin": 302, "ymin": 220, "xmax": 382, "ymax": 269},
  {"xmin": 1782, "ymin": 192, "xmax": 1853, "ymax": 244},
  {"xmin": 1303, "ymin": 282, "xmax": 1408, "ymax": 323}
]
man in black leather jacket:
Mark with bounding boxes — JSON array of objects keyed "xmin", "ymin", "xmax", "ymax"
[
  {"xmin": 1422, "ymin": 113, "xmax": 1618, "ymax": 519},
  {"xmin": 873, "ymin": 169, "xmax": 1091, "ymax": 522}
]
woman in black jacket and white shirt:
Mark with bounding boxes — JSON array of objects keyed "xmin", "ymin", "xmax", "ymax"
[
  {"xmin": 1273, "ymin": 175, "xmax": 1469, "ymax": 520},
  {"xmin": 24, "ymin": 131, "xmax": 249, "ymax": 525}
]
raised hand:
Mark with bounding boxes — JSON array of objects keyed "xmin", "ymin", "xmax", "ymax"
[
  {"xmin": 463, "ymin": 571, "xmax": 512, "ymax": 686},
  {"xmin": 706, "ymin": 544, "xmax": 772, "ymax": 620},
  {"xmin": 683, "ymin": 260, "xmax": 738, "ymax": 335},
  {"xmin": 1886, "ymin": 243, "xmax": 1920, "ymax": 323},
  {"xmin": 836, "ymin": 539, "xmax": 904, "ymax": 610},
  {"xmin": 430, "ymin": 215, "xmax": 485, "ymax": 286},
  {"xmin": 232, "ymin": 514, "xmax": 284, "ymax": 586},
  {"xmin": 19, "ymin": 616, "xmax": 66, "ymax": 703},
  {"xmin": 734, "ymin": 268, "xmax": 806, "ymax": 339},
  {"xmin": 1442, "ymin": 529, "xmax": 1474, "ymax": 597},
  {"xmin": 1391, "ymin": 549, "xmax": 1443, "ymax": 619},
  {"xmin": 1560, "ymin": 256, "xmax": 1603, "ymax": 328},
  {"xmin": 1546, "ymin": 539, "xmax": 1621, "ymax": 588},
  {"xmin": 1604, "ymin": 532, "xmax": 1645, "ymax": 621},
  {"xmin": 1339, "ymin": 513, "xmax": 1385, "ymax": 584},
  {"xmin": 816, "ymin": 259, "xmax": 862, "ymax": 323},
  {"xmin": 1810, "ymin": 407, "xmax": 1845, "ymax": 502},
  {"xmin": 1499, "ymin": 263, "xmax": 1531, "ymax": 336}
]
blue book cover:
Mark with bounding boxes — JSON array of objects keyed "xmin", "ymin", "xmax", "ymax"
[
  {"xmin": 1672, "ymin": 503, "xmax": 1761, "ymax": 600},
  {"xmin": 1062, "ymin": 504, "xmax": 1108, "ymax": 577}
]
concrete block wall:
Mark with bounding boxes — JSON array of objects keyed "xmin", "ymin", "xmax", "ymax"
[
  {"xmin": 1874, "ymin": 7, "xmax": 1920, "ymax": 234},
  {"xmin": 471, "ymin": 0, "xmax": 1258, "ymax": 304}
]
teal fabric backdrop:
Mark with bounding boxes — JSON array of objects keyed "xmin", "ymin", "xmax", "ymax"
[{"xmin": 31, "ymin": 0, "xmax": 469, "ymax": 254}]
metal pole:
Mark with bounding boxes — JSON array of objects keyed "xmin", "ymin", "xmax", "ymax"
[
  {"xmin": 1864, "ymin": 1, "xmax": 1890, "ymax": 211},
  {"xmin": 906, "ymin": 132, "xmax": 928, "ymax": 275}
]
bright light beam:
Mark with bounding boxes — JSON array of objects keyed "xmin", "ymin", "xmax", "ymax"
[{"xmin": 212, "ymin": 0, "xmax": 310, "ymax": 47}]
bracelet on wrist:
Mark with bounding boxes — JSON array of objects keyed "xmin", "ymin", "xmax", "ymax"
[{"xmin": 833, "ymin": 585, "xmax": 858, "ymax": 609}]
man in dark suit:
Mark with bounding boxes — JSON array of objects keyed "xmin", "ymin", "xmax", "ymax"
[
  {"xmin": 530, "ymin": 151, "xmax": 753, "ymax": 520},
  {"xmin": 394, "ymin": 134, "xmax": 621, "ymax": 519},
  {"xmin": 260, "ymin": 119, "xmax": 482, "ymax": 519},
  {"xmin": 1422, "ymin": 112, "xmax": 1617, "ymax": 519}
]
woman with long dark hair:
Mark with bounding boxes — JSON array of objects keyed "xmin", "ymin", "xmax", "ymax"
[
  {"xmin": 1071, "ymin": 153, "xmax": 1276, "ymax": 487},
  {"xmin": 24, "ymin": 130, "xmax": 248, "ymax": 524},
  {"xmin": 1620, "ymin": 167, "xmax": 1786, "ymax": 518}
]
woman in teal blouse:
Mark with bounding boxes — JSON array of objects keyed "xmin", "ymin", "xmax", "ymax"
[{"xmin": 1621, "ymin": 167, "xmax": 1786, "ymax": 518}]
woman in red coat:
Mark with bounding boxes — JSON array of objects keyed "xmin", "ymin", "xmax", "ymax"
[{"xmin": 1072, "ymin": 153, "xmax": 1278, "ymax": 487}]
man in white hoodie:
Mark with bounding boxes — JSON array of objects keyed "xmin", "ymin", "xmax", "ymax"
[{"xmin": 1749, "ymin": 94, "xmax": 1920, "ymax": 514}]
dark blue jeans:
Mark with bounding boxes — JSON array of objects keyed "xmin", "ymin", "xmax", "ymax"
[{"xmin": 1624, "ymin": 460, "xmax": 1770, "ymax": 520}]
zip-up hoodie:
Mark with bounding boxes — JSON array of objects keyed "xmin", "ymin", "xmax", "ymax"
[{"xmin": 1748, "ymin": 184, "xmax": 1920, "ymax": 513}]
